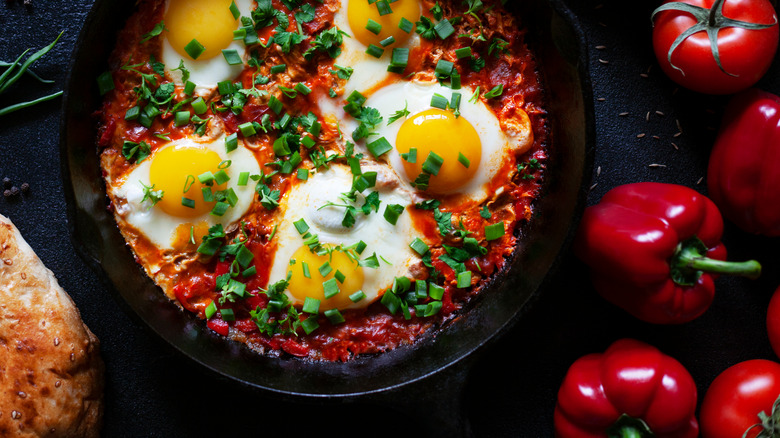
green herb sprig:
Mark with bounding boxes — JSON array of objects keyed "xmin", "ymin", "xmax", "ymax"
[{"xmin": 0, "ymin": 32, "xmax": 64, "ymax": 117}]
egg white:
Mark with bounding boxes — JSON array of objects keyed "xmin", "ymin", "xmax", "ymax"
[
  {"xmin": 161, "ymin": 0, "xmax": 254, "ymax": 96},
  {"xmin": 268, "ymin": 163, "xmax": 422, "ymax": 309},
  {"xmin": 112, "ymin": 135, "xmax": 261, "ymax": 250}
]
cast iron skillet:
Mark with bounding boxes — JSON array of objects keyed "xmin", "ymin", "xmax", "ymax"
[{"xmin": 60, "ymin": 0, "xmax": 593, "ymax": 433}]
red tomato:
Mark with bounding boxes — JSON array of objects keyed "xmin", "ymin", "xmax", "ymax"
[
  {"xmin": 767, "ymin": 287, "xmax": 780, "ymax": 358},
  {"xmin": 652, "ymin": 0, "xmax": 779, "ymax": 95},
  {"xmin": 700, "ymin": 359, "xmax": 780, "ymax": 438}
]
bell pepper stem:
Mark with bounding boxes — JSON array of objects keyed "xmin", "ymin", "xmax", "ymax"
[
  {"xmin": 614, "ymin": 427, "xmax": 643, "ymax": 438},
  {"xmin": 671, "ymin": 236, "xmax": 762, "ymax": 286},
  {"xmin": 681, "ymin": 256, "xmax": 762, "ymax": 280},
  {"xmin": 606, "ymin": 414, "xmax": 654, "ymax": 438}
]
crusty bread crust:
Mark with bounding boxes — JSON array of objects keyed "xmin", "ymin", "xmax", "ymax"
[{"xmin": 0, "ymin": 214, "xmax": 103, "ymax": 437}]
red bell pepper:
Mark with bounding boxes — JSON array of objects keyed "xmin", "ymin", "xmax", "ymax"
[
  {"xmin": 555, "ymin": 339, "xmax": 698, "ymax": 438},
  {"xmin": 574, "ymin": 182, "xmax": 761, "ymax": 324},
  {"xmin": 708, "ymin": 88, "xmax": 780, "ymax": 236}
]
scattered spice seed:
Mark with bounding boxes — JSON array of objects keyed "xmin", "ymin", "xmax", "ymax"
[
  {"xmin": 646, "ymin": 112, "xmax": 650, "ymax": 122},
  {"xmin": 656, "ymin": 111, "xmax": 665, "ymax": 116},
  {"xmin": 697, "ymin": 177, "xmax": 704, "ymax": 184},
  {"xmin": 2, "ymin": 177, "xmax": 10, "ymax": 188},
  {"xmin": 597, "ymin": 97, "xmax": 606, "ymax": 102},
  {"xmin": 10, "ymin": 187, "xmax": 19, "ymax": 196},
  {"xmin": 3, "ymin": 190, "xmax": 11, "ymax": 198},
  {"xmin": 595, "ymin": 45, "xmax": 606, "ymax": 50},
  {"xmin": 671, "ymin": 142, "xmax": 679, "ymax": 150},
  {"xmin": 653, "ymin": 135, "xmax": 660, "ymax": 140},
  {"xmin": 596, "ymin": 166, "xmax": 602, "ymax": 177},
  {"xmin": 20, "ymin": 182, "xmax": 29, "ymax": 193},
  {"xmin": 637, "ymin": 133, "xmax": 646, "ymax": 138},
  {"xmin": 640, "ymin": 73, "xmax": 649, "ymax": 78},
  {"xmin": 590, "ymin": 183, "xmax": 598, "ymax": 191},
  {"xmin": 676, "ymin": 119, "xmax": 683, "ymax": 132},
  {"xmin": 599, "ymin": 59, "xmax": 609, "ymax": 64},
  {"xmin": 673, "ymin": 132, "xmax": 682, "ymax": 138},
  {"xmin": 619, "ymin": 112, "xmax": 629, "ymax": 116},
  {"xmin": 648, "ymin": 164, "xmax": 667, "ymax": 168},
  {"xmin": 598, "ymin": 22, "xmax": 607, "ymax": 27}
]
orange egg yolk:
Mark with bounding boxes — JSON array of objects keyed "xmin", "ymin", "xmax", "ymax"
[
  {"xmin": 347, "ymin": 0, "xmax": 421, "ymax": 49},
  {"xmin": 165, "ymin": 0, "xmax": 238, "ymax": 60},
  {"xmin": 287, "ymin": 246, "xmax": 364, "ymax": 311},
  {"xmin": 149, "ymin": 145, "xmax": 225, "ymax": 218},
  {"xmin": 396, "ymin": 108, "xmax": 482, "ymax": 193}
]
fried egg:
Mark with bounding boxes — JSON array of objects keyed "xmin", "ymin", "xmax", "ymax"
[
  {"xmin": 112, "ymin": 134, "xmax": 260, "ymax": 251},
  {"xmin": 269, "ymin": 164, "xmax": 420, "ymax": 311},
  {"xmin": 161, "ymin": 0, "xmax": 254, "ymax": 95},
  {"xmin": 366, "ymin": 80, "xmax": 533, "ymax": 203},
  {"xmin": 332, "ymin": 0, "xmax": 423, "ymax": 96}
]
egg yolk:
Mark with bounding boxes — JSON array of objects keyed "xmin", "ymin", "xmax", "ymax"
[
  {"xmin": 347, "ymin": 0, "xmax": 421, "ymax": 49},
  {"xmin": 396, "ymin": 108, "xmax": 481, "ymax": 193},
  {"xmin": 149, "ymin": 145, "xmax": 225, "ymax": 218},
  {"xmin": 165, "ymin": 0, "xmax": 238, "ymax": 60},
  {"xmin": 287, "ymin": 246, "xmax": 364, "ymax": 311}
]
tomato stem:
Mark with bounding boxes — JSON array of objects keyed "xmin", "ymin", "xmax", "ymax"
[{"xmin": 708, "ymin": 0, "xmax": 724, "ymax": 27}]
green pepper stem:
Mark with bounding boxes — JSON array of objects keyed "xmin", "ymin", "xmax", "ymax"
[{"xmin": 682, "ymin": 256, "xmax": 762, "ymax": 279}]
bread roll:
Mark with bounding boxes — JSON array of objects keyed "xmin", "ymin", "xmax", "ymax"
[{"xmin": 0, "ymin": 214, "xmax": 103, "ymax": 437}]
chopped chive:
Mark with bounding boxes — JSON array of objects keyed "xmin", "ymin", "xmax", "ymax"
[
  {"xmin": 324, "ymin": 309, "xmax": 345, "ymax": 324},
  {"xmin": 401, "ymin": 148, "xmax": 417, "ymax": 163},
  {"xmin": 484, "ymin": 84, "xmax": 504, "ymax": 99},
  {"xmin": 225, "ymin": 133, "xmax": 238, "ymax": 153},
  {"xmin": 457, "ymin": 271, "xmax": 472, "ymax": 288},
  {"xmin": 211, "ymin": 202, "xmax": 230, "ymax": 216},
  {"xmin": 301, "ymin": 135, "xmax": 316, "ymax": 149},
  {"xmin": 270, "ymin": 63, "xmax": 286, "ymax": 74},
  {"xmin": 308, "ymin": 120, "xmax": 321, "ymax": 137},
  {"xmin": 424, "ymin": 301, "xmax": 442, "ymax": 317},
  {"xmin": 301, "ymin": 316, "xmax": 319, "ymax": 334},
  {"xmin": 214, "ymin": 170, "xmax": 230, "ymax": 185},
  {"xmin": 380, "ymin": 36, "xmax": 396, "ymax": 47},
  {"xmin": 294, "ymin": 218, "xmax": 309, "ymax": 234},
  {"xmin": 220, "ymin": 308, "xmax": 236, "ymax": 322},
  {"xmin": 229, "ymin": 0, "xmax": 240, "ymax": 19},
  {"xmin": 375, "ymin": 0, "xmax": 392, "ymax": 15},
  {"xmin": 222, "ymin": 49, "xmax": 243, "ymax": 65},
  {"xmin": 233, "ymin": 28, "xmax": 247, "ymax": 40},
  {"xmin": 183, "ymin": 175, "xmax": 196, "ymax": 193},
  {"xmin": 191, "ymin": 97, "xmax": 207, "ymax": 114},
  {"xmin": 174, "ymin": 110, "xmax": 190, "ymax": 127},
  {"xmin": 242, "ymin": 266, "xmax": 257, "ymax": 278},
  {"xmin": 384, "ymin": 204, "xmax": 404, "ymax": 225},
  {"xmin": 218, "ymin": 80, "xmax": 236, "ymax": 95},
  {"xmin": 268, "ymin": 95, "xmax": 283, "ymax": 114},
  {"xmin": 455, "ymin": 47, "xmax": 473, "ymax": 59},
  {"xmin": 181, "ymin": 197, "xmax": 195, "ymax": 209},
  {"xmin": 355, "ymin": 241, "xmax": 367, "ymax": 254},
  {"xmin": 435, "ymin": 59, "xmax": 454, "ymax": 76},
  {"xmin": 416, "ymin": 280, "xmax": 427, "ymax": 299},
  {"xmin": 409, "ymin": 238, "xmax": 429, "ymax": 255},
  {"xmin": 97, "ymin": 71, "xmax": 114, "ymax": 95},
  {"xmin": 458, "ymin": 152, "xmax": 471, "ymax": 168},
  {"xmin": 236, "ymin": 245, "xmax": 254, "ymax": 268},
  {"xmin": 323, "ymin": 278, "xmax": 340, "ymax": 298},
  {"xmin": 451, "ymin": 92, "xmax": 462, "ymax": 111},
  {"xmin": 302, "ymin": 261, "xmax": 311, "ymax": 278},
  {"xmin": 366, "ymin": 19, "xmax": 382, "ymax": 35},
  {"xmin": 398, "ymin": 17, "xmax": 413, "ymax": 33},
  {"xmin": 349, "ymin": 290, "xmax": 366, "ymax": 302},
  {"xmin": 434, "ymin": 19, "xmax": 455, "ymax": 39},
  {"xmin": 388, "ymin": 47, "xmax": 409, "ymax": 73},
  {"xmin": 239, "ymin": 122, "xmax": 256, "ymax": 137},
  {"xmin": 205, "ymin": 301, "xmax": 217, "ymax": 319},
  {"xmin": 294, "ymin": 83, "xmax": 311, "ymax": 95},
  {"xmin": 334, "ymin": 270, "xmax": 346, "ymax": 283},
  {"xmin": 429, "ymin": 283, "xmax": 444, "ymax": 300},
  {"xmin": 381, "ymin": 291, "xmax": 401, "ymax": 314},
  {"xmin": 450, "ymin": 71, "xmax": 462, "ymax": 90},
  {"xmin": 422, "ymin": 151, "xmax": 444, "ymax": 176},
  {"xmin": 184, "ymin": 81, "xmax": 196, "ymax": 95},
  {"xmin": 198, "ymin": 171, "xmax": 215, "ymax": 185},
  {"xmin": 297, "ymin": 168, "xmax": 309, "ymax": 180},
  {"xmin": 319, "ymin": 261, "xmax": 332, "ymax": 277},
  {"xmin": 485, "ymin": 222, "xmax": 505, "ymax": 241},
  {"xmin": 303, "ymin": 297, "xmax": 320, "ymax": 314},
  {"xmin": 202, "ymin": 187, "xmax": 214, "ymax": 202},
  {"xmin": 124, "ymin": 106, "xmax": 140, "ymax": 121},
  {"xmin": 367, "ymin": 137, "xmax": 393, "ymax": 157},
  {"xmin": 430, "ymin": 93, "xmax": 448, "ymax": 110},
  {"xmin": 184, "ymin": 39, "xmax": 206, "ymax": 60},
  {"xmin": 366, "ymin": 44, "xmax": 384, "ymax": 58}
]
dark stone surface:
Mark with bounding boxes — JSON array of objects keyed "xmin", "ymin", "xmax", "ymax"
[{"xmin": 1, "ymin": 0, "xmax": 779, "ymax": 436}]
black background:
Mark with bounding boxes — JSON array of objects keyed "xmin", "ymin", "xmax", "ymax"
[{"xmin": 2, "ymin": 0, "xmax": 780, "ymax": 436}]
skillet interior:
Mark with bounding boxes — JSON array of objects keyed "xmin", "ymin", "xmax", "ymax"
[{"xmin": 60, "ymin": 0, "xmax": 593, "ymax": 397}]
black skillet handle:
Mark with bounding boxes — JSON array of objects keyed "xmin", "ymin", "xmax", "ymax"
[{"xmin": 358, "ymin": 355, "xmax": 477, "ymax": 437}]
